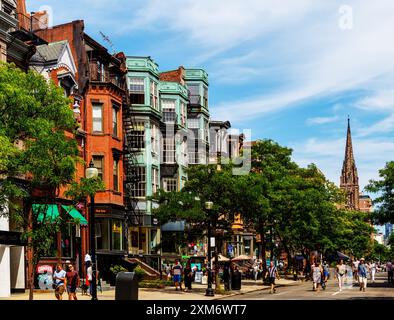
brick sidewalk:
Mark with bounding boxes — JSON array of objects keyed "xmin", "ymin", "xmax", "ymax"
[{"xmin": 0, "ymin": 279, "xmax": 298, "ymax": 300}]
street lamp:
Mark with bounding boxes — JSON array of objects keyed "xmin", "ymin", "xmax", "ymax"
[
  {"xmin": 86, "ymin": 159, "xmax": 99, "ymax": 300},
  {"xmin": 205, "ymin": 201, "xmax": 215, "ymax": 297}
]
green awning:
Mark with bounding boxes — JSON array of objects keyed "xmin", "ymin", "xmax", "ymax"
[
  {"xmin": 62, "ymin": 205, "xmax": 88, "ymax": 226},
  {"xmin": 33, "ymin": 204, "xmax": 88, "ymax": 226},
  {"xmin": 34, "ymin": 204, "xmax": 60, "ymax": 223}
]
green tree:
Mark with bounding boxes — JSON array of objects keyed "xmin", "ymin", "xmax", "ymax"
[
  {"xmin": 0, "ymin": 62, "xmax": 84, "ymax": 299},
  {"xmin": 365, "ymin": 161, "xmax": 394, "ymax": 224}
]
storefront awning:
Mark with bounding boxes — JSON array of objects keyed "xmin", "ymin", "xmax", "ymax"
[
  {"xmin": 61, "ymin": 205, "xmax": 88, "ymax": 226},
  {"xmin": 34, "ymin": 204, "xmax": 60, "ymax": 223},
  {"xmin": 33, "ymin": 204, "xmax": 88, "ymax": 225}
]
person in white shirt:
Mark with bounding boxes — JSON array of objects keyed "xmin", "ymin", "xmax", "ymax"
[
  {"xmin": 336, "ymin": 260, "xmax": 347, "ymax": 292},
  {"xmin": 353, "ymin": 259, "xmax": 360, "ymax": 281},
  {"xmin": 369, "ymin": 261, "xmax": 376, "ymax": 283}
]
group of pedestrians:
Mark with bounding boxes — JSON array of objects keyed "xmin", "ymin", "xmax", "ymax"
[
  {"xmin": 164, "ymin": 259, "xmax": 195, "ymax": 292},
  {"xmin": 53, "ymin": 263, "xmax": 80, "ymax": 300}
]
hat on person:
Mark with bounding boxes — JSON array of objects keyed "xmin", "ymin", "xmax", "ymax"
[{"xmin": 360, "ymin": 258, "xmax": 365, "ymax": 261}]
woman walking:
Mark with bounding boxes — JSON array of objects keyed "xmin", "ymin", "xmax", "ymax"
[
  {"xmin": 312, "ymin": 261, "xmax": 323, "ymax": 292},
  {"xmin": 183, "ymin": 260, "xmax": 193, "ymax": 292},
  {"xmin": 335, "ymin": 259, "xmax": 346, "ymax": 292}
]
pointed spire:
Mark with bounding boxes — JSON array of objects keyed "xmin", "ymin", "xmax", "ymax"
[{"xmin": 340, "ymin": 117, "xmax": 360, "ymax": 210}]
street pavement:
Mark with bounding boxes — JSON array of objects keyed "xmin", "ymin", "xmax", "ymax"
[
  {"xmin": 0, "ymin": 278, "xmax": 296, "ymax": 300},
  {"xmin": 222, "ymin": 272, "xmax": 394, "ymax": 300},
  {"xmin": 2, "ymin": 273, "xmax": 392, "ymax": 300}
]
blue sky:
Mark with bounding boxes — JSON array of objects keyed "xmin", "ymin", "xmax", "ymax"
[{"xmin": 27, "ymin": 0, "xmax": 394, "ymax": 201}]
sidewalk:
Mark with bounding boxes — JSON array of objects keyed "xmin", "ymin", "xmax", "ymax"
[{"xmin": 0, "ymin": 279, "xmax": 298, "ymax": 301}]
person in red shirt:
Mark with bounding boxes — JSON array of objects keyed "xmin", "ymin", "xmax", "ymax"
[{"xmin": 66, "ymin": 264, "xmax": 80, "ymax": 300}]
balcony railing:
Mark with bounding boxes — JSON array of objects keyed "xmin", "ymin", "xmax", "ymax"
[
  {"xmin": 16, "ymin": 12, "xmax": 47, "ymax": 32},
  {"xmin": 89, "ymin": 62, "xmax": 126, "ymax": 90}
]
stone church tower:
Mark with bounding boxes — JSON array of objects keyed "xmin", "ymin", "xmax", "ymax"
[{"xmin": 340, "ymin": 118, "xmax": 360, "ymax": 210}]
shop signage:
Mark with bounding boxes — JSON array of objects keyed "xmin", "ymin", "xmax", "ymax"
[{"xmin": 37, "ymin": 265, "xmax": 54, "ymax": 290}]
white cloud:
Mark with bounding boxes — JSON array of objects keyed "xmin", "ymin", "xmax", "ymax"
[
  {"xmin": 292, "ymin": 137, "xmax": 394, "ymax": 190},
  {"xmin": 306, "ymin": 116, "xmax": 339, "ymax": 125}
]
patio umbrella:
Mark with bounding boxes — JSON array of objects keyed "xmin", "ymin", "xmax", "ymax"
[
  {"xmin": 231, "ymin": 254, "xmax": 253, "ymax": 261},
  {"xmin": 211, "ymin": 254, "xmax": 230, "ymax": 262}
]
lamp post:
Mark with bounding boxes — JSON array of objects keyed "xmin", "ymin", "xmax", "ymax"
[
  {"xmin": 86, "ymin": 159, "xmax": 99, "ymax": 300},
  {"xmin": 205, "ymin": 201, "xmax": 215, "ymax": 297}
]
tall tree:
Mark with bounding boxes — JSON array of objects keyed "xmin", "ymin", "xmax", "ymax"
[
  {"xmin": 365, "ymin": 161, "xmax": 394, "ymax": 224},
  {"xmin": 0, "ymin": 62, "xmax": 81, "ymax": 299}
]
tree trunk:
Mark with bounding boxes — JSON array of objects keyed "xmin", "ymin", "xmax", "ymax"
[{"xmin": 26, "ymin": 203, "xmax": 34, "ymax": 300}]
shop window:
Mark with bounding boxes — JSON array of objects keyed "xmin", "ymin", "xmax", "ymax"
[
  {"xmin": 111, "ymin": 220, "xmax": 123, "ymax": 251},
  {"xmin": 61, "ymin": 224, "xmax": 73, "ymax": 258},
  {"xmin": 96, "ymin": 219, "xmax": 110, "ymax": 250}
]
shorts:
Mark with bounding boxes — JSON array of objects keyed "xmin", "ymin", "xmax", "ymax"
[
  {"xmin": 55, "ymin": 285, "xmax": 65, "ymax": 296},
  {"xmin": 269, "ymin": 277, "xmax": 276, "ymax": 285},
  {"xmin": 67, "ymin": 285, "xmax": 77, "ymax": 293},
  {"xmin": 173, "ymin": 275, "xmax": 181, "ymax": 283}
]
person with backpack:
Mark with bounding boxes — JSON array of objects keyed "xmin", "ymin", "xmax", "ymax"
[{"xmin": 265, "ymin": 261, "xmax": 280, "ymax": 294}]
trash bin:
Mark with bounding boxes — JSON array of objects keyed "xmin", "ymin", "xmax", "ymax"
[
  {"xmin": 115, "ymin": 272, "xmax": 138, "ymax": 300},
  {"xmin": 231, "ymin": 270, "xmax": 241, "ymax": 290}
]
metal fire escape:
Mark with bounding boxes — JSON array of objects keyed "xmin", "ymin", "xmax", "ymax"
[{"xmin": 123, "ymin": 99, "xmax": 142, "ymax": 235}]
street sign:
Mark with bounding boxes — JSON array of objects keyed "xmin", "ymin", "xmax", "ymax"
[{"xmin": 210, "ymin": 237, "xmax": 215, "ymax": 247}]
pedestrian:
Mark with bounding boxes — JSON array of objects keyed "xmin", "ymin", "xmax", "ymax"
[
  {"xmin": 358, "ymin": 258, "xmax": 368, "ymax": 292},
  {"xmin": 172, "ymin": 260, "xmax": 183, "ymax": 291},
  {"xmin": 223, "ymin": 262, "xmax": 231, "ymax": 291},
  {"xmin": 312, "ymin": 261, "xmax": 323, "ymax": 292},
  {"xmin": 253, "ymin": 263, "xmax": 259, "ymax": 282},
  {"xmin": 84, "ymin": 253, "xmax": 91, "ymax": 274},
  {"xmin": 323, "ymin": 261, "xmax": 330, "ymax": 281},
  {"xmin": 183, "ymin": 260, "xmax": 193, "ymax": 292},
  {"xmin": 265, "ymin": 261, "xmax": 280, "ymax": 294},
  {"xmin": 386, "ymin": 260, "xmax": 393, "ymax": 285},
  {"xmin": 86, "ymin": 261, "xmax": 93, "ymax": 296},
  {"xmin": 53, "ymin": 264, "xmax": 66, "ymax": 300},
  {"xmin": 335, "ymin": 259, "xmax": 346, "ymax": 292},
  {"xmin": 369, "ymin": 261, "xmax": 377, "ymax": 283},
  {"xmin": 353, "ymin": 258, "xmax": 360, "ymax": 282},
  {"xmin": 304, "ymin": 260, "xmax": 311, "ymax": 281},
  {"xmin": 165, "ymin": 264, "xmax": 171, "ymax": 281},
  {"xmin": 66, "ymin": 263, "xmax": 80, "ymax": 300}
]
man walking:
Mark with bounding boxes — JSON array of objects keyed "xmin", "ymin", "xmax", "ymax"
[
  {"xmin": 53, "ymin": 264, "xmax": 66, "ymax": 300},
  {"xmin": 265, "ymin": 261, "xmax": 280, "ymax": 294},
  {"xmin": 387, "ymin": 260, "xmax": 393, "ymax": 285},
  {"xmin": 369, "ymin": 261, "xmax": 377, "ymax": 283},
  {"xmin": 358, "ymin": 258, "xmax": 368, "ymax": 292},
  {"xmin": 353, "ymin": 258, "xmax": 360, "ymax": 282},
  {"xmin": 172, "ymin": 260, "xmax": 183, "ymax": 291}
]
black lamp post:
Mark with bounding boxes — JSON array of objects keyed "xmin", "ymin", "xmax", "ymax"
[
  {"xmin": 205, "ymin": 201, "xmax": 215, "ymax": 297},
  {"xmin": 86, "ymin": 159, "xmax": 99, "ymax": 301}
]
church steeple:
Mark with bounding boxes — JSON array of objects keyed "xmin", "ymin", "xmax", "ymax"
[{"xmin": 340, "ymin": 117, "xmax": 359, "ymax": 210}]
